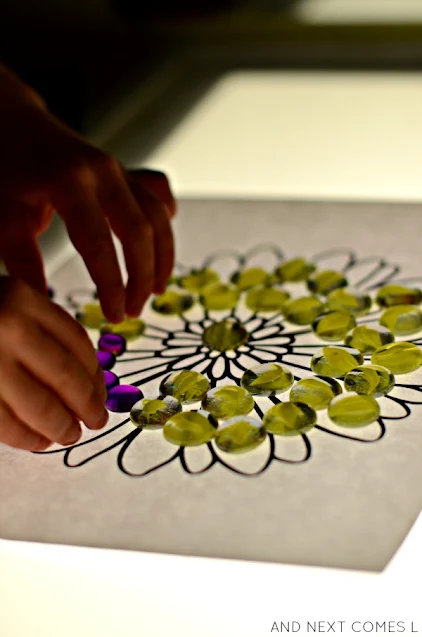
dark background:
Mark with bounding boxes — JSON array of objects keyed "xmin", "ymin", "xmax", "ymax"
[{"xmin": 2, "ymin": 1, "xmax": 422, "ymax": 144}]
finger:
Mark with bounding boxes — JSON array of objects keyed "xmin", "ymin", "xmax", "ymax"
[
  {"xmin": 129, "ymin": 181, "xmax": 175, "ymax": 295},
  {"xmin": 97, "ymin": 170, "xmax": 155, "ymax": 317},
  {"xmin": 16, "ymin": 322, "xmax": 108, "ymax": 431},
  {"xmin": 39, "ymin": 304, "xmax": 107, "ymax": 400},
  {"xmin": 128, "ymin": 169, "xmax": 177, "ymax": 218},
  {"xmin": 9, "ymin": 279, "xmax": 106, "ymax": 399},
  {"xmin": 0, "ymin": 202, "xmax": 47, "ymax": 295},
  {"xmin": 0, "ymin": 400, "xmax": 51, "ymax": 452},
  {"xmin": 53, "ymin": 186, "xmax": 125, "ymax": 324},
  {"xmin": 1, "ymin": 363, "xmax": 82, "ymax": 446}
]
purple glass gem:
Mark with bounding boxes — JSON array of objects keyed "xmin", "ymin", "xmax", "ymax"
[
  {"xmin": 96, "ymin": 350, "xmax": 116, "ymax": 371},
  {"xmin": 98, "ymin": 333, "xmax": 126, "ymax": 356},
  {"xmin": 48, "ymin": 286, "xmax": 55, "ymax": 300},
  {"xmin": 104, "ymin": 370, "xmax": 120, "ymax": 391},
  {"xmin": 105, "ymin": 385, "xmax": 143, "ymax": 412}
]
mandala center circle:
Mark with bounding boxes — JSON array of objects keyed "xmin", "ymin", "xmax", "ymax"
[{"xmin": 202, "ymin": 319, "xmax": 250, "ymax": 352}]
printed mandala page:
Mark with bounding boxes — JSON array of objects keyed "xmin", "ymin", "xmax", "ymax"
[{"xmin": 1, "ymin": 199, "xmax": 422, "ymax": 572}]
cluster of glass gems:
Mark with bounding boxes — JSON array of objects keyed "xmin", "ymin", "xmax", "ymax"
[{"xmin": 73, "ymin": 256, "xmax": 422, "ymax": 457}]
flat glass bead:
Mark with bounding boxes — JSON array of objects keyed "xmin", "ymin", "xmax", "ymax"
[
  {"xmin": 163, "ymin": 410, "xmax": 217, "ymax": 446},
  {"xmin": 344, "ymin": 325, "xmax": 394, "ymax": 354},
  {"xmin": 104, "ymin": 370, "xmax": 119, "ymax": 390},
  {"xmin": 263, "ymin": 401, "xmax": 317, "ymax": 436},
  {"xmin": 98, "ymin": 333, "xmax": 126, "ymax": 356},
  {"xmin": 160, "ymin": 370, "xmax": 210, "ymax": 404},
  {"xmin": 240, "ymin": 363, "xmax": 294, "ymax": 396},
  {"xmin": 215, "ymin": 416, "xmax": 266, "ymax": 454},
  {"xmin": 310, "ymin": 346, "xmax": 364, "ymax": 378},
  {"xmin": 307, "ymin": 270, "xmax": 348, "ymax": 296},
  {"xmin": 105, "ymin": 385, "xmax": 142, "ymax": 412},
  {"xmin": 179, "ymin": 268, "xmax": 219, "ymax": 292},
  {"xmin": 371, "ymin": 342, "xmax": 422, "ymax": 374},
  {"xmin": 130, "ymin": 396, "xmax": 182, "ymax": 429},
  {"xmin": 328, "ymin": 393, "xmax": 380, "ymax": 427},
  {"xmin": 379, "ymin": 305, "xmax": 422, "ymax": 336},
  {"xmin": 245, "ymin": 286, "xmax": 290, "ymax": 313},
  {"xmin": 327, "ymin": 288, "xmax": 372, "ymax": 316},
  {"xmin": 202, "ymin": 319, "xmax": 249, "ymax": 352},
  {"xmin": 202, "ymin": 385, "xmax": 254, "ymax": 420},
  {"xmin": 199, "ymin": 284, "xmax": 240, "ymax": 311},
  {"xmin": 230, "ymin": 267, "xmax": 269, "ymax": 291},
  {"xmin": 344, "ymin": 364, "xmax": 394, "ymax": 397},
  {"xmin": 282, "ymin": 296, "xmax": 325, "ymax": 325},
  {"xmin": 76, "ymin": 303, "xmax": 105, "ymax": 329},
  {"xmin": 96, "ymin": 350, "xmax": 116, "ymax": 371},
  {"xmin": 100, "ymin": 318, "xmax": 145, "ymax": 340},
  {"xmin": 275, "ymin": 258, "xmax": 316, "ymax": 282},
  {"xmin": 376, "ymin": 284, "xmax": 422, "ymax": 308},
  {"xmin": 312, "ymin": 310, "xmax": 356, "ymax": 341},
  {"xmin": 152, "ymin": 291, "xmax": 194, "ymax": 315},
  {"xmin": 290, "ymin": 376, "xmax": 342, "ymax": 410}
]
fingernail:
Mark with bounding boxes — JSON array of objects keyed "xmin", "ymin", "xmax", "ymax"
[
  {"xmin": 111, "ymin": 310, "xmax": 125, "ymax": 324},
  {"xmin": 154, "ymin": 280, "xmax": 168, "ymax": 295}
]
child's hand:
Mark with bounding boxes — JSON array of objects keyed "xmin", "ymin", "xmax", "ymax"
[
  {"xmin": 0, "ymin": 277, "xmax": 108, "ymax": 451},
  {"xmin": 0, "ymin": 64, "xmax": 176, "ymax": 323}
]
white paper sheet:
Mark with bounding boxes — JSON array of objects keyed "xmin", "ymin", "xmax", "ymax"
[{"xmin": 1, "ymin": 199, "xmax": 422, "ymax": 572}]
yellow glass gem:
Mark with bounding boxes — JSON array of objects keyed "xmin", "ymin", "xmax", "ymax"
[
  {"xmin": 310, "ymin": 346, "xmax": 364, "ymax": 378},
  {"xmin": 307, "ymin": 270, "xmax": 348, "ymax": 296},
  {"xmin": 328, "ymin": 393, "xmax": 380, "ymax": 427},
  {"xmin": 312, "ymin": 310, "xmax": 356, "ymax": 341},
  {"xmin": 275, "ymin": 257, "xmax": 316, "ymax": 282},
  {"xmin": 160, "ymin": 370, "xmax": 210, "ymax": 404},
  {"xmin": 152, "ymin": 290, "xmax": 194, "ymax": 315},
  {"xmin": 344, "ymin": 325, "xmax": 394, "ymax": 354},
  {"xmin": 240, "ymin": 363, "xmax": 294, "ymax": 397},
  {"xmin": 100, "ymin": 317, "xmax": 146, "ymax": 340},
  {"xmin": 263, "ymin": 401, "xmax": 317, "ymax": 436},
  {"xmin": 215, "ymin": 416, "xmax": 266, "ymax": 454},
  {"xmin": 130, "ymin": 396, "xmax": 182, "ymax": 429},
  {"xmin": 178, "ymin": 268, "xmax": 220, "ymax": 292},
  {"xmin": 282, "ymin": 296, "xmax": 325, "ymax": 325},
  {"xmin": 327, "ymin": 288, "xmax": 372, "ymax": 316},
  {"xmin": 230, "ymin": 267, "xmax": 269, "ymax": 291},
  {"xmin": 202, "ymin": 319, "xmax": 249, "ymax": 352},
  {"xmin": 344, "ymin": 364, "xmax": 394, "ymax": 398},
  {"xmin": 371, "ymin": 342, "xmax": 422, "ymax": 374},
  {"xmin": 245, "ymin": 286, "xmax": 290, "ymax": 313},
  {"xmin": 76, "ymin": 303, "xmax": 105, "ymax": 329},
  {"xmin": 163, "ymin": 410, "xmax": 217, "ymax": 446},
  {"xmin": 199, "ymin": 284, "xmax": 240, "ymax": 311},
  {"xmin": 375, "ymin": 284, "xmax": 422, "ymax": 308},
  {"xmin": 201, "ymin": 385, "xmax": 254, "ymax": 420},
  {"xmin": 379, "ymin": 305, "xmax": 422, "ymax": 336},
  {"xmin": 290, "ymin": 376, "xmax": 342, "ymax": 410}
]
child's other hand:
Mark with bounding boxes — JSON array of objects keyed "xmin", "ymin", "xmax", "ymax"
[{"xmin": 0, "ymin": 277, "xmax": 108, "ymax": 451}]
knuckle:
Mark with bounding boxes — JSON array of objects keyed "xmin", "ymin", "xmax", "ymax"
[
  {"xmin": 85, "ymin": 238, "xmax": 116, "ymax": 259},
  {"xmin": 32, "ymin": 392, "xmax": 63, "ymax": 424},
  {"xmin": 100, "ymin": 154, "xmax": 121, "ymax": 176},
  {"xmin": 66, "ymin": 160, "xmax": 94, "ymax": 186},
  {"xmin": 3, "ymin": 317, "xmax": 32, "ymax": 347}
]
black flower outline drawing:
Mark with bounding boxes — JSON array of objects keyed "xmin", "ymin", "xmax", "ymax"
[{"xmin": 38, "ymin": 246, "xmax": 422, "ymax": 477}]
